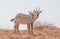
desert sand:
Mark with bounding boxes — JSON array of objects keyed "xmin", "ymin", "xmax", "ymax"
[{"xmin": 0, "ymin": 26, "xmax": 60, "ymax": 39}]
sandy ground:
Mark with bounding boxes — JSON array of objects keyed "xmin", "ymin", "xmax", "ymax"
[{"xmin": 0, "ymin": 26, "xmax": 60, "ymax": 39}]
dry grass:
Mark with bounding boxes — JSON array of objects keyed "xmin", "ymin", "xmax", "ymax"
[
  {"xmin": 0, "ymin": 25, "xmax": 60, "ymax": 39},
  {"xmin": 34, "ymin": 26, "xmax": 44, "ymax": 30}
]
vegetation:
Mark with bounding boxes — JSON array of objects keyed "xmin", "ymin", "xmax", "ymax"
[{"xmin": 34, "ymin": 21, "xmax": 56, "ymax": 30}]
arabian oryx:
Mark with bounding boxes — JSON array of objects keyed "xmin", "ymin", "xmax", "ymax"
[{"xmin": 10, "ymin": 8, "xmax": 42, "ymax": 35}]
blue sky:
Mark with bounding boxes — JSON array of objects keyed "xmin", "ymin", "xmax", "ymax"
[{"xmin": 0, "ymin": 0, "xmax": 60, "ymax": 30}]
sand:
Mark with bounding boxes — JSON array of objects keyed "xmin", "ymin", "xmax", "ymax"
[{"xmin": 0, "ymin": 26, "xmax": 60, "ymax": 39}]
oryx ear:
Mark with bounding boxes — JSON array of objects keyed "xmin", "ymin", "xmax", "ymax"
[
  {"xmin": 28, "ymin": 11, "xmax": 31, "ymax": 13},
  {"xmin": 28, "ymin": 11, "xmax": 33, "ymax": 15},
  {"xmin": 28, "ymin": 11, "xmax": 34, "ymax": 17},
  {"xmin": 40, "ymin": 10, "xmax": 42, "ymax": 13}
]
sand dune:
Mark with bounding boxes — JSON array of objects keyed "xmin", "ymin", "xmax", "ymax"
[{"xmin": 0, "ymin": 26, "xmax": 60, "ymax": 39}]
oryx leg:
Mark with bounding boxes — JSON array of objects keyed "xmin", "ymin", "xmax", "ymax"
[
  {"xmin": 31, "ymin": 23, "xmax": 33, "ymax": 35},
  {"xmin": 14, "ymin": 23, "xmax": 19, "ymax": 34},
  {"xmin": 27, "ymin": 24, "xmax": 30, "ymax": 34}
]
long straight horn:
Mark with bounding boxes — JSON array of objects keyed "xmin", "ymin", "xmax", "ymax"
[
  {"xmin": 38, "ymin": 7, "xmax": 40, "ymax": 11},
  {"xmin": 36, "ymin": 8, "xmax": 37, "ymax": 11}
]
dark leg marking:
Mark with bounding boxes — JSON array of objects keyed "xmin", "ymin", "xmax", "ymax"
[{"xmin": 31, "ymin": 23, "xmax": 33, "ymax": 35}]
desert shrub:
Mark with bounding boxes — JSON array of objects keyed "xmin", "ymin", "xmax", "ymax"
[{"xmin": 34, "ymin": 21, "xmax": 56, "ymax": 30}]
